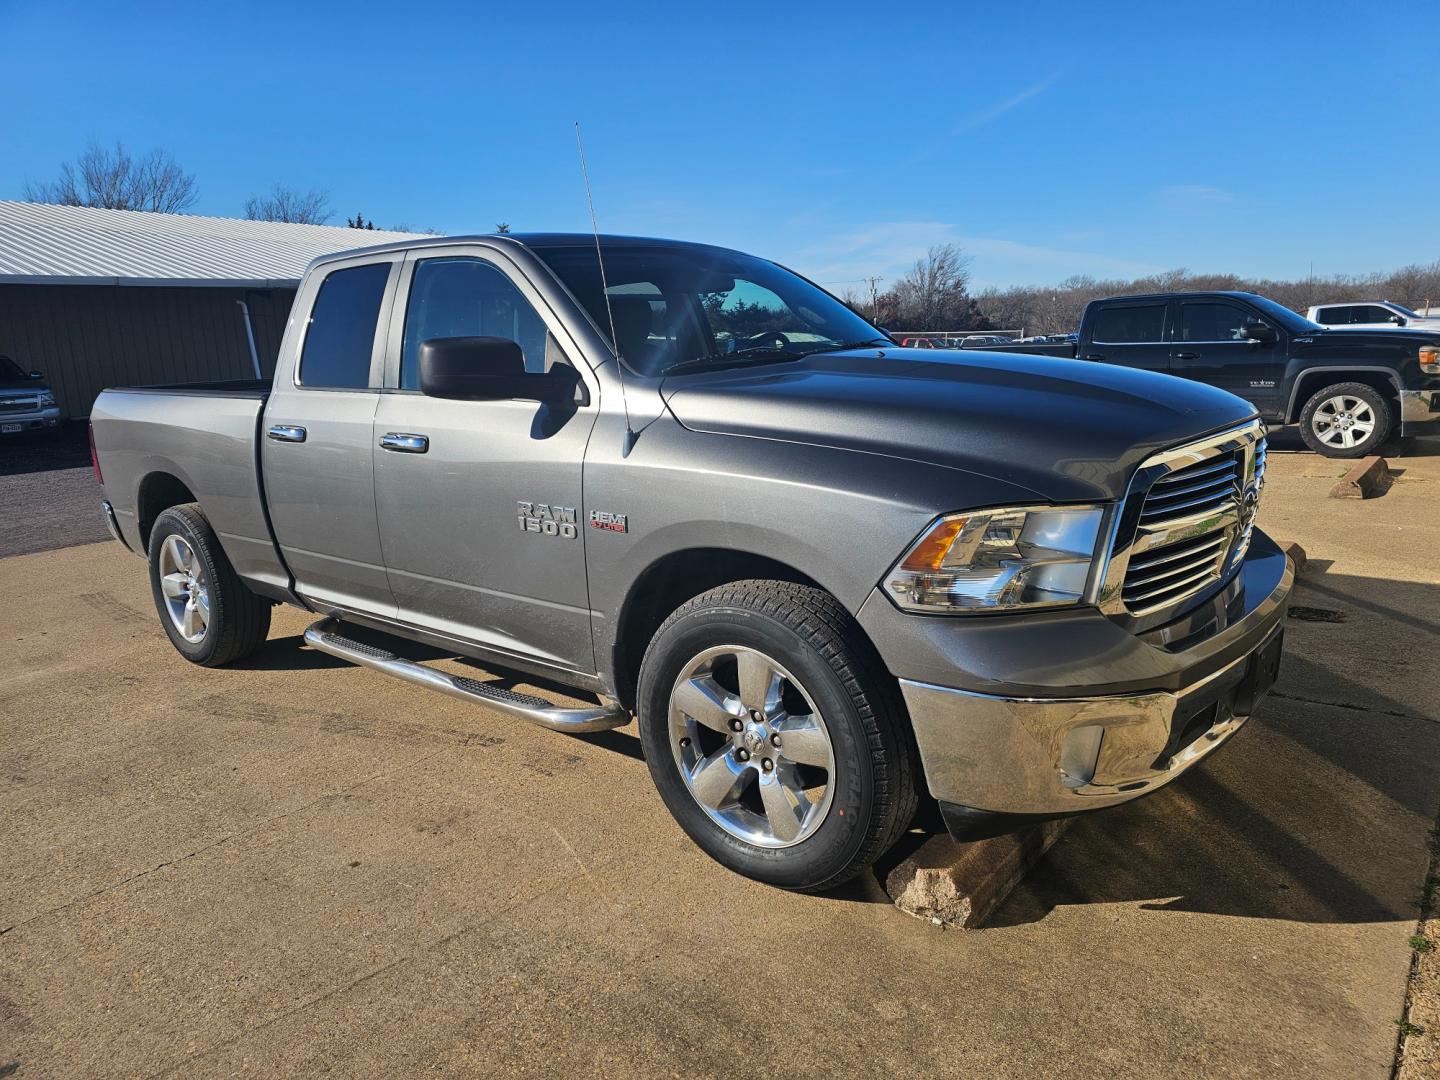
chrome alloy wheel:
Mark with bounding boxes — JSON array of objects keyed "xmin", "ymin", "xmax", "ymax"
[
  {"xmin": 158, "ymin": 534, "xmax": 210, "ymax": 643},
  {"xmin": 668, "ymin": 645, "xmax": 836, "ymax": 848},
  {"xmin": 1313, "ymin": 394, "xmax": 1376, "ymax": 450}
]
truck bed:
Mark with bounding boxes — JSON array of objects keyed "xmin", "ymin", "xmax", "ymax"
[{"xmin": 90, "ymin": 382, "xmax": 292, "ymax": 600}]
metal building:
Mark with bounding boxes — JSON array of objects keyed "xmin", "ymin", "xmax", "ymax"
[{"xmin": 0, "ymin": 202, "xmax": 421, "ymax": 417}]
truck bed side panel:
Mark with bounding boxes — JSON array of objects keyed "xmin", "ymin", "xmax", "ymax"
[{"xmin": 90, "ymin": 387, "xmax": 294, "ymax": 600}]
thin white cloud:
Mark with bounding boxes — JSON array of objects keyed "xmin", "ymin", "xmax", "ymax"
[
  {"xmin": 790, "ymin": 220, "xmax": 1162, "ymax": 290},
  {"xmin": 950, "ymin": 71, "xmax": 1065, "ymax": 135},
  {"xmin": 1156, "ymin": 184, "xmax": 1235, "ymax": 208}
]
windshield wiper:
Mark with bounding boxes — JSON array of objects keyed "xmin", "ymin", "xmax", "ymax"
[
  {"xmin": 798, "ymin": 338, "xmax": 891, "ymax": 356},
  {"xmin": 661, "ymin": 349, "xmax": 803, "ymax": 377}
]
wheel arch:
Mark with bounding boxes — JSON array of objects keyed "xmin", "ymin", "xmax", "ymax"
[
  {"xmin": 1285, "ymin": 367, "xmax": 1401, "ymax": 424},
  {"xmin": 610, "ymin": 547, "xmax": 867, "ymax": 711},
  {"xmin": 136, "ymin": 471, "xmax": 199, "ymax": 552}
]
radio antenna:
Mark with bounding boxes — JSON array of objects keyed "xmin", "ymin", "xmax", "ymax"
[{"xmin": 575, "ymin": 121, "xmax": 636, "ymax": 454}]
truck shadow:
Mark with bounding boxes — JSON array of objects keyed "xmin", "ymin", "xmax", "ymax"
[{"xmin": 988, "ymin": 566, "xmax": 1439, "ymax": 927}]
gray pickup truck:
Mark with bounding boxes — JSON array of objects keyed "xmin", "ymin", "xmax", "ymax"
[{"xmin": 91, "ymin": 233, "xmax": 1292, "ymax": 891}]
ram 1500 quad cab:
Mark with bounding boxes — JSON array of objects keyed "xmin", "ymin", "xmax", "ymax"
[
  {"xmin": 987, "ymin": 290, "xmax": 1440, "ymax": 458},
  {"xmin": 91, "ymin": 234, "xmax": 1292, "ymax": 891}
]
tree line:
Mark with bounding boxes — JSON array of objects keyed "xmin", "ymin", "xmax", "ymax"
[
  {"xmin": 19, "ymin": 140, "xmax": 452, "ymax": 233},
  {"xmin": 842, "ymin": 243, "xmax": 1440, "ymax": 334}
]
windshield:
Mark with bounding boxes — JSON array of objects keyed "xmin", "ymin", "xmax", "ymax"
[
  {"xmin": 1389, "ymin": 302, "xmax": 1420, "ymax": 318},
  {"xmin": 1245, "ymin": 294, "xmax": 1322, "ymax": 333},
  {"xmin": 534, "ymin": 244, "xmax": 886, "ymax": 376},
  {"xmin": 0, "ymin": 356, "xmax": 28, "ymax": 382}
]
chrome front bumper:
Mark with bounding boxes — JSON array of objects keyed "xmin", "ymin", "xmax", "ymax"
[
  {"xmin": 1400, "ymin": 389, "xmax": 1440, "ymax": 437},
  {"xmin": 900, "ymin": 551, "xmax": 1292, "ymax": 821},
  {"xmin": 0, "ymin": 404, "xmax": 61, "ymax": 433}
]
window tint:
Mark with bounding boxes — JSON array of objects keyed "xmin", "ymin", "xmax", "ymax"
[
  {"xmin": 401, "ymin": 258, "xmax": 548, "ymax": 389},
  {"xmin": 1361, "ymin": 305, "xmax": 1398, "ymax": 323},
  {"xmin": 1090, "ymin": 304, "xmax": 1166, "ymax": 343},
  {"xmin": 1320, "ymin": 305, "xmax": 1361, "ymax": 324},
  {"xmin": 298, "ymin": 262, "xmax": 390, "ymax": 389},
  {"xmin": 1181, "ymin": 302, "xmax": 1267, "ymax": 342}
]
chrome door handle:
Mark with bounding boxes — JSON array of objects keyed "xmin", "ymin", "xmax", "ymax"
[
  {"xmin": 379, "ymin": 432, "xmax": 429, "ymax": 453},
  {"xmin": 1172, "ymin": 352, "xmax": 1200, "ymax": 360},
  {"xmin": 1082, "ymin": 354, "xmax": 1105, "ymax": 361},
  {"xmin": 267, "ymin": 424, "xmax": 307, "ymax": 443}
]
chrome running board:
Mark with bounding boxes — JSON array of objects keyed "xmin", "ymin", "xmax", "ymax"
[{"xmin": 304, "ymin": 619, "xmax": 629, "ymax": 734}]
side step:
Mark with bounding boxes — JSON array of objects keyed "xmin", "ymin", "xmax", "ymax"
[{"xmin": 304, "ymin": 619, "xmax": 630, "ymax": 734}]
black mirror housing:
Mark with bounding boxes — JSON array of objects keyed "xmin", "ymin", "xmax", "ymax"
[
  {"xmin": 419, "ymin": 337, "xmax": 566, "ymax": 401},
  {"xmin": 1245, "ymin": 323, "xmax": 1278, "ymax": 345},
  {"xmin": 29, "ymin": 370, "xmax": 43, "ymax": 379}
]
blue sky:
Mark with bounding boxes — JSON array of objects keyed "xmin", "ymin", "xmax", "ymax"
[{"xmin": 2, "ymin": 0, "xmax": 1435, "ymax": 291}]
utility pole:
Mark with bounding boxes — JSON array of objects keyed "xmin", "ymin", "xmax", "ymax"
[{"xmin": 864, "ymin": 275, "xmax": 883, "ymax": 311}]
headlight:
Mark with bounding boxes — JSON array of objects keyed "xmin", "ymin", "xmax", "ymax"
[
  {"xmin": 884, "ymin": 505, "xmax": 1104, "ymax": 613},
  {"xmin": 39, "ymin": 391, "xmax": 56, "ymax": 407}
]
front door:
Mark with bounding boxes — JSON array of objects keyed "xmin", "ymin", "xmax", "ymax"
[
  {"xmin": 1171, "ymin": 299, "xmax": 1284, "ymax": 416},
  {"xmin": 372, "ymin": 249, "xmax": 599, "ymax": 675},
  {"xmin": 263, "ymin": 256, "xmax": 400, "ymax": 617}
]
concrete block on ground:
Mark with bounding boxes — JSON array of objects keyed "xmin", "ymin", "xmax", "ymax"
[
  {"xmin": 1329, "ymin": 456, "xmax": 1391, "ymax": 499},
  {"xmin": 884, "ymin": 819, "xmax": 1070, "ymax": 928},
  {"xmin": 1278, "ymin": 540, "xmax": 1307, "ymax": 577}
]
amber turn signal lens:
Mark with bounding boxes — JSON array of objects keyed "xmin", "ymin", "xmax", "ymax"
[
  {"xmin": 1420, "ymin": 346, "xmax": 1440, "ymax": 375},
  {"xmin": 900, "ymin": 518, "xmax": 965, "ymax": 571}
]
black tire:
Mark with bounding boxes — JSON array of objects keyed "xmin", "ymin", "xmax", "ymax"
[
  {"xmin": 1297, "ymin": 381, "xmax": 1392, "ymax": 458},
  {"xmin": 147, "ymin": 502, "xmax": 271, "ymax": 666},
  {"xmin": 636, "ymin": 580, "xmax": 920, "ymax": 892}
]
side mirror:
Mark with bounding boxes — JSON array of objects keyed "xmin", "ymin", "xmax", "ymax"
[
  {"xmin": 419, "ymin": 336, "xmax": 568, "ymax": 401},
  {"xmin": 1390, "ymin": 315, "xmax": 1407, "ymax": 325},
  {"xmin": 1244, "ymin": 323, "xmax": 1278, "ymax": 345}
]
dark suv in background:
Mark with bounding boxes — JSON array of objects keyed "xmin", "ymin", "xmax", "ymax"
[{"xmin": 0, "ymin": 355, "xmax": 62, "ymax": 436}]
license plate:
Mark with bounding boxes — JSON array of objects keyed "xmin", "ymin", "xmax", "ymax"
[{"xmin": 1, "ymin": 423, "xmax": 21, "ymax": 433}]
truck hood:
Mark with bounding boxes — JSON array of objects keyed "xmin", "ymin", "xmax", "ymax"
[
  {"xmin": 1303, "ymin": 327, "xmax": 1440, "ymax": 348},
  {"xmin": 661, "ymin": 348, "xmax": 1257, "ymax": 503}
]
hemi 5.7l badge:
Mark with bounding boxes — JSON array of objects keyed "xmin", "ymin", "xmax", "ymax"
[
  {"xmin": 589, "ymin": 510, "xmax": 628, "ymax": 533},
  {"xmin": 517, "ymin": 502, "xmax": 577, "ymax": 538}
]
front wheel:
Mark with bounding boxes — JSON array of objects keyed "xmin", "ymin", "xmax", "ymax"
[
  {"xmin": 636, "ymin": 581, "xmax": 919, "ymax": 892},
  {"xmin": 147, "ymin": 503, "xmax": 272, "ymax": 666},
  {"xmin": 1298, "ymin": 381, "xmax": 1392, "ymax": 458}
]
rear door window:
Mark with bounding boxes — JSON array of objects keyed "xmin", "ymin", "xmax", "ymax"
[
  {"xmin": 1089, "ymin": 304, "xmax": 1167, "ymax": 343},
  {"xmin": 298, "ymin": 262, "xmax": 391, "ymax": 389}
]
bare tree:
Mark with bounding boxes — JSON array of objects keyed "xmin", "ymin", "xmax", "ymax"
[
  {"xmin": 892, "ymin": 244, "xmax": 974, "ymax": 328},
  {"xmin": 244, "ymin": 184, "xmax": 332, "ymax": 225},
  {"xmin": 495, "ymin": 222, "xmax": 511, "ymax": 234},
  {"xmin": 23, "ymin": 141, "xmax": 198, "ymax": 213}
]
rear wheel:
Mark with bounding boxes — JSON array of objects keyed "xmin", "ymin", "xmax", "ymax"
[
  {"xmin": 1298, "ymin": 381, "xmax": 1391, "ymax": 458},
  {"xmin": 636, "ymin": 580, "xmax": 919, "ymax": 892},
  {"xmin": 147, "ymin": 503, "xmax": 271, "ymax": 666}
]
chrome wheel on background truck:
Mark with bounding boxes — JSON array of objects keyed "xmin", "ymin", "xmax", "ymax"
[{"xmin": 1298, "ymin": 381, "xmax": 1392, "ymax": 458}]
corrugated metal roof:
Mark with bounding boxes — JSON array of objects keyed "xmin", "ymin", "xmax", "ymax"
[{"xmin": 0, "ymin": 201, "xmax": 429, "ymax": 287}]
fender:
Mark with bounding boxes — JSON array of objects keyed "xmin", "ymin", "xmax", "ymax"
[{"xmin": 1284, "ymin": 365, "xmax": 1402, "ymax": 423}]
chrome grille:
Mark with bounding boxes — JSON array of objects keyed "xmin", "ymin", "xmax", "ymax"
[
  {"xmin": 0, "ymin": 396, "xmax": 39, "ymax": 413},
  {"xmin": 1101, "ymin": 421, "xmax": 1266, "ymax": 622}
]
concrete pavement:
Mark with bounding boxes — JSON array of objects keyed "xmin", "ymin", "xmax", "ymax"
[{"xmin": 2, "ymin": 442, "xmax": 1437, "ymax": 1078}]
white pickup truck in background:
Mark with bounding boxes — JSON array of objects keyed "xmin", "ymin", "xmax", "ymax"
[{"xmin": 1307, "ymin": 300, "xmax": 1440, "ymax": 331}]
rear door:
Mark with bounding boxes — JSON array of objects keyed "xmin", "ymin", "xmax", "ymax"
[
  {"xmin": 1081, "ymin": 301, "xmax": 1171, "ymax": 373},
  {"xmin": 262, "ymin": 255, "xmax": 401, "ymax": 617},
  {"xmin": 371, "ymin": 247, "xmax": 600, "ymax": 674},
  {"xmin": 1171, "ymin": 298, "xmax": 1284, "ymax": 415}
]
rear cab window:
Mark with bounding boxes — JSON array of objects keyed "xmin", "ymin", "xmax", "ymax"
[
  {"xmin": 1090, "ymin": 303, "xmax": 1167, "ymax": 344},
  {"xmin": 298, "ymin": 262, "xmax": 392, "ymax": 389}
]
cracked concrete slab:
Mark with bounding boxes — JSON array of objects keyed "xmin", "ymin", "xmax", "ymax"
[{"xmin": 1, "ymin": 440, "xmax": 1437, "ymax": 1079}]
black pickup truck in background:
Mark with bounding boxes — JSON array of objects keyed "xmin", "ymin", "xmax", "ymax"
[{"xmin": 986, "ymin": 291, "xmax": 1440, "ymax": 457}]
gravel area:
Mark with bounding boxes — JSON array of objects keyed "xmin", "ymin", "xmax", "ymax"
[{"xmin": 0, "ymin": 423, "xmax": 111, "ymax": 557}]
